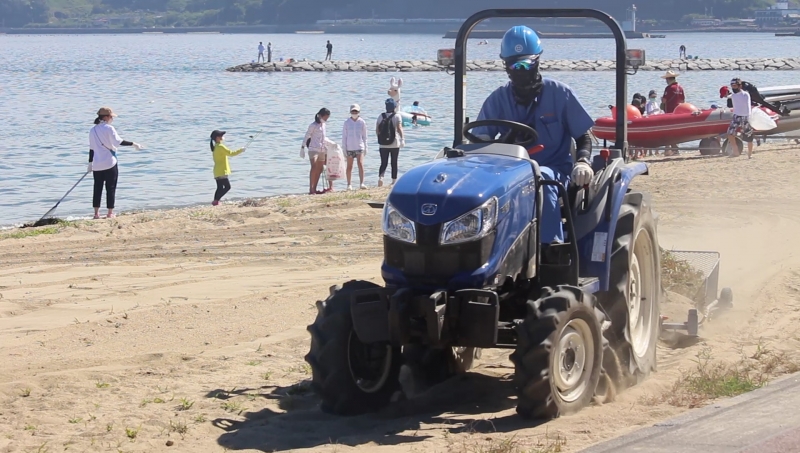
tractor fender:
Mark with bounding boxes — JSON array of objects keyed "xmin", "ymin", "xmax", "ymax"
[{"xmin": 600, "ymin": 161, "xmax": 650, "ymax": 289}]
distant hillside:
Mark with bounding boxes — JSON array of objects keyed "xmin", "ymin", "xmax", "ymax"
[{"xmin": 0, "ymin": 0, "xmax": 785, "ymax": 28}]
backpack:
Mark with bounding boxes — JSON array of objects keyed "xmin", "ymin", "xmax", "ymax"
[{"xmin": 377, "ymin": 113, "xmax": 396, "ymax": 146}]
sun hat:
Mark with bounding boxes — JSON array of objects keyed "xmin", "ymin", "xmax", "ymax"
[
  {"xmin": 660, "ymin": 70, "xmax": 680, "ymax": 79},
  {"xmin": 96, "ymin": 107, "xmax": 117, "ymax": 117},
  {"xmin": 350, "ymin": 104, "xmax": 361, "ymax": 112},
  {"xmin": 210, "ymin": 130, "xmax": 226, "ymax": 139}
]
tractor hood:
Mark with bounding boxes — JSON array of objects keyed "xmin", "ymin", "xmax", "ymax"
[{"xmin": 387, "ymin": 154, "xmax": 534, "ymax": 225}]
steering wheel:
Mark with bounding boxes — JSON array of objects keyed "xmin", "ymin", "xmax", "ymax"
[{"xmin": 463, "ymin": 120, "xmax": 539, "ymax": 146}]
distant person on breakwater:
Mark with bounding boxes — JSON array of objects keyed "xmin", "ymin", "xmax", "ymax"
[
  {"xmin": 660, "ymin": 70, "xmax": 685, "ymax": 114},
  {"xmin": 267, "ymin": 42, "xmax": 272, "ymax": 63},
  {"xmin": 210, "ymin": 130, "xmax": 246, "ymax": 206},
  {"xmin": 325, "ymin": 40, "xmax": 333, "ymax": 60},
  {"xmin": 88, "ymin": 107, "xmax": 144, "ymax": 219},
  {"xmin": 302, "ymin": 108, "xmax": 337, "ymax": 194},
  {"xmin": 342, "ymin": 103, "xmax": 368, "ymax": 190},
  {"xmin": 679, "ymin": 45, "xmax": 686, "ymax": 59},
  {"xmin": 258, "ymin": 42, "xmax": 265, "ymax": 63}
]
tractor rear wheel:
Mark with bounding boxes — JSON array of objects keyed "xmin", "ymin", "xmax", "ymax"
[
  {"xmin": 511, "ymin": 286, "xmax": 605, "ymax": 419},
  {"xmin": 305, "ymin": 280, "xmax": 402, "ymax": 415},
  {"xmin": 600, "ymin": 192, "xmax": 661, "ymax": 389}
]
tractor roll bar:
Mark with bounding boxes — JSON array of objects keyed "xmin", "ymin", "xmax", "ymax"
[{"xmin": 453, "ymin": 9, "xmax": 629, "ymax": 159}]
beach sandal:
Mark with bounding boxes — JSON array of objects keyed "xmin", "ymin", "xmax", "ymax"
[{"xmin": 106, "ymin": 213, "xmax": 116, "ymax": 219}]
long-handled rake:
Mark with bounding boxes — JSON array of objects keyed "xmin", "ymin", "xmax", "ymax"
[{"xmin": 32, "ymin": 170, "xmax": 91, "ymax": 226}]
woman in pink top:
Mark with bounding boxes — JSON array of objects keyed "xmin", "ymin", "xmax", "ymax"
[{"xmin": 302, "ymin": 108, "xmax": 337, "ymax": 194}]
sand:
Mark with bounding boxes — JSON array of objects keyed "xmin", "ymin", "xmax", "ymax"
[{"xmin": 2, "ymin": 144, "xmax": 800, "ymax": 453}]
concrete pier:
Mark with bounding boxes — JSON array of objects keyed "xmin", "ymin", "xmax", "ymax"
[{"xmin": 227, "ymin": 57, "xmax": 800, "ymax": 73}]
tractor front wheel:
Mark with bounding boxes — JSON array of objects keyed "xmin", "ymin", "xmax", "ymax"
[
  {"xmin": 305, "ymin": 280, "xmax": 402, "ymax": 415},
  {"xmin": 511, "ymin": 286, "xmax": 605, "ymax": 419}
]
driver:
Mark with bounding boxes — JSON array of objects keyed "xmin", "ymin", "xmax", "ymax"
[{"xmin": 472, "ymin": 26, "xmax": 595, "ymax": 245}]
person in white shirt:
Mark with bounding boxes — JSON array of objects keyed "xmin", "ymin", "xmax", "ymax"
[
  {"xmin": 342, "ymin": 104, "xmax": 368, "ymax": 190},
  {"xmin": 302, "ymin": 108, "xmax": 337, "ymax": 194},
  {"xmin": 88, "ymin": 107, "xmax": 143, "ymax": 219},
  {"xmin": 727, "ymin": 78, "xmax": 754, "ymax": 159},
  {"xmin": 257, "ymin": 42, "xmax": 265, "ymax": 63},
  {"xmin": 644, "ymin": 90, "xmax": 662, "ymax": 116}
]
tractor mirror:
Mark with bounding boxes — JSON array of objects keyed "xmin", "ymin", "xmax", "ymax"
[
  {"xmin": 626, "ymin": 49, "xmax": 645, "ymax": 69},
  {"xmin": 437, "ymin": 48, "xmax": 455, "ymax": 66}
]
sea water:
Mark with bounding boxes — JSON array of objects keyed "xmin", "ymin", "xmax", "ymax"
[{"xmin": 2, "ymin": 32, "xmax": 799, "ymax": 226}]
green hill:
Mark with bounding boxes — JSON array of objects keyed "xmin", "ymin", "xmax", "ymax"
[{"xmin": 0, "ymin": 0, "xmax": 785, "ymax": 29}]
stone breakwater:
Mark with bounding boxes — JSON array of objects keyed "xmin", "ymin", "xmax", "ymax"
[{"xmin": 227, "ymin": 58, "xmax": 800, "ymax": 73}]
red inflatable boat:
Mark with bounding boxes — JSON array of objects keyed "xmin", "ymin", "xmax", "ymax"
[{"xmin": 592, "ymin": 106, "xmax": 778, "ymax": 148}]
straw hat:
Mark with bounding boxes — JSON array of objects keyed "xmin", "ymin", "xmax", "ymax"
[
  {"xmin": 96, "ymin": 107, "xmax": 117, "ymax": 117},
  {"xmin": 660, "ymin": 70, "xmax": 680, "ymax": 79}
]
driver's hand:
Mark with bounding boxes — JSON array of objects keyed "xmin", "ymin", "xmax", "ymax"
[{"xmin": 571, "ymin": 160, "xmax": 594, "ymax": 186}]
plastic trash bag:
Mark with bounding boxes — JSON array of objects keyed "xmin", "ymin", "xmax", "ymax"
[
  {"xmin": 749, "ymin": 107, "xmax": 777, "ymax": 131},
  {"xmin": 325, "ymin": 142, "xmax": 345, "ymax": 181}
]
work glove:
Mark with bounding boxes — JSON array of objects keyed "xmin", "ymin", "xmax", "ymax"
[
  {"xmin": 132, "ymin": 142, "xmax": 145, "ymax": 151},
  {"xmin": 571, "ymin": 159, "xmax": 594, "ymax": 187},
  {"xmin": 87, "ymin": 162, "xmax": 92, "ymax": 173},
  {"xmin": 300, "ymin": 146, "xmax": 306, "ymax": 158}
]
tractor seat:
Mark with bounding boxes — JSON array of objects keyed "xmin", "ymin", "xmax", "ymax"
[{"xmin": 456, "ymin": 143, "xmax": 530, "ymax": 160}]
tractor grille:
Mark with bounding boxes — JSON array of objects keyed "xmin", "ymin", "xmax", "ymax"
[{"xmin": 384, "ymin": 224, "xmax": 495, "ymax": 282}]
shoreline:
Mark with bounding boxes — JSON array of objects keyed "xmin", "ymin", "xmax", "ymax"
[
  {"xmin": 227, "ymin": 57, "xmax": 800, "ymax": 73},
  {"xmin": 1, "ymin": 188, "xmax": 385, "ymax": 231}
]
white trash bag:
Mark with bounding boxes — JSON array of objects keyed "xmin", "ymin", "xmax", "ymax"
[
  {"xmin": 325, "ymin": 142, "xmax": 346, "ymax": 181},
  {"xmin": 749, "ymin": 107, "xmax": 778, "ymax": 132}
]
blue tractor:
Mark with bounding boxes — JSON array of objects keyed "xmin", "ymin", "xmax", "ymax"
[{"xmin": 305, "ymin": 8, "xmax": 660, "ymax": 419}]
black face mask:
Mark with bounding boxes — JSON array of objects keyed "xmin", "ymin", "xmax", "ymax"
[{"xmin": 506, "ymin": 66, "xmax": 543, "ymax": 106}]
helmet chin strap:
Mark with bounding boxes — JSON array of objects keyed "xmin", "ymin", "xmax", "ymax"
[{"xmin": 508, "ymin": 70, "xmax": 543, "ymax": 106}]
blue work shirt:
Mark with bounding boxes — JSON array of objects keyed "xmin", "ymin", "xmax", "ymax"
[{"xmin": 473, "ymin": 79, "xmax": 594, "ymax": 174}]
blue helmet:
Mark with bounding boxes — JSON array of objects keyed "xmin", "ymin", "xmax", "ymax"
[{"xmin": 500, "ymin": 26, "xmax": 543, "ymax": 60}]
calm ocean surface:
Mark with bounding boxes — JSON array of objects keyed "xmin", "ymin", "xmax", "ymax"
[{"xmin": 2, "ymin": 31, "xmax": 800, "ymax": 226}]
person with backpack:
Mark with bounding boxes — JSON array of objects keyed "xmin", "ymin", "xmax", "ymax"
[{"xmin": 375, "ymin": 98, "xmax": 404, "ymax": 187}]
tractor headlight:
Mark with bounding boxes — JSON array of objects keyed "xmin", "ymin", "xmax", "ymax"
[
  {"xmin": 440, "ymin": 197, "xmax": 498, "ymax": 245},
  {"xmin": 382, "ymin": 203, "xmax": 416, "ymax": 243}
]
